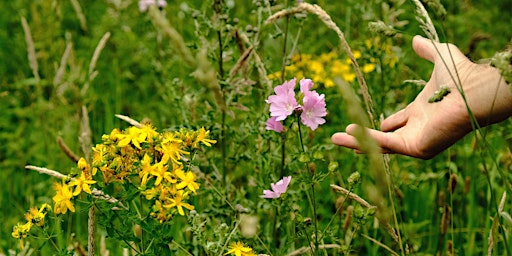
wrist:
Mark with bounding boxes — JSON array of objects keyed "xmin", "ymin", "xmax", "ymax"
[{"xmin": 462, "ymin": 63, "xmax": 512, "ymax": 126}]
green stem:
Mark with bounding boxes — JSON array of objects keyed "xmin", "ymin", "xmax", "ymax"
[{"xmin": 296, "ymin": 114, "xmax": 319, "ymax": 255}]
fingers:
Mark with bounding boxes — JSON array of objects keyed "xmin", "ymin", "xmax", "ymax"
[
  {"xmin": 332, "ymin": 125, "xmax": 403, "ymax": 154},
  {"xmin": 380, "ymin": 109, "xmax": 408, "ymax": 132},
  {"xmin": 331, "ymin": 131, "xmax": 360, "ymax": 150}
]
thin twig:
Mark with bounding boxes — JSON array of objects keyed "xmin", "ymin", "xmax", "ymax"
[
  {"xmin": 56, "ymin": 136, "xmax": 81, "ymax": 163},
  {"xmin": 115, "ymin": 114, "xmax": 142, "ymax": 128}
]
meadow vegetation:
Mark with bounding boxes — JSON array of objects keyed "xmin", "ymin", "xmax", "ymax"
[{"xmin": 1, "ymin": 0, "xmax": 511, "ymax": 255}]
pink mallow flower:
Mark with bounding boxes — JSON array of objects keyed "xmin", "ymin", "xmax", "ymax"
[
  {"xmin": 139, "ymin": 0, "xmax": 167, "ymax": 12},
  {"xmin": 266, "ymin": 78, "xmax": 298, "ymax": 121},
  {"xmin": 261, "ymin": 176, "xmax": 292, "ymax": 199},
  {"xmin": 300, "ymin": 79, "xmax": 326, "ymax": 130},
  {"xmin": 266, "ymin": 117, "xmax": 285, "ymax": 133}
]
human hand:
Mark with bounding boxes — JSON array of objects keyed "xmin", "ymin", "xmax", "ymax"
[{"xmin": 331, "ymin": 35, "xmax": 512, "ymax": 159}]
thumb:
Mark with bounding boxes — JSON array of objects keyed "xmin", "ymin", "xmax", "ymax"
[
  {"xmin": 412, "ymin": 35, "xmax": 438, "ymax": 63},
  {"xmin": 412, "ymin": 35, "xmax": 468, "ymax": 64}
]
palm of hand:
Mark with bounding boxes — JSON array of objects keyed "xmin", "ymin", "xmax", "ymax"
[{"xmin": 333, "ymin": 36, "xmax": 477, "ymax": 159}]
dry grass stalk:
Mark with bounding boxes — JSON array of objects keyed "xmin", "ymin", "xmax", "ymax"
[
  {"xmin": 56, "ymin": 136, "xmax": 81, "ymax": 163},
  {"xmin": 440, "ymin": 204, "xmax": 450, "ymax": 235},
  {"xmin": 80, "ymin": 106, "xmax": 93, "ymax": 161},
  {"xmin": 82, "ymin": 32, "xmax": 111, "ymax": 96},
  {"xmin": 237, "ymin": 32, "xmax": 272, "ymax": 90},
  {"xmin": 343, "ymin": 205, "xmax": 354, "ymax": 231},
  {"xmin": 228, "ymin": 46, "xmax": 254, "ymax": 78},
  {"xmin": 148, "ymin": 5, "xmax": 195, "ymax": 67},
  {"xmin": 54, "ymin": 41, "xmax": 73, "ymax": 86},
  {"xmin": 331, "ymin": 184, "xmax": 375, "ymax": 209},
  {"xmin": 411, "ymin": 0, "xmax": 439, "ymax": 42},
  {"xmin": 286, "ymin": 244, "xmax": 341, "ymax": 256},
  {"xmin": 70, "ymin": 0, "xmax": 88, "ymax": 32},
  {"xmin": 88, "ymin": 207, "xmax": 95, "ymax": 256},
  {"xmin": 25, "ymin": 165, "xmax": 128, "ymax": 210},
  {"xmin": 88, "ymin": 32, "xmax": 110, "ymax": 77},
  {"xmin": 361, "ymin": 234, "xmax": 400, "ymax": 256},
  {"xmin": 332, "ymin": 184, "xmax": 399, "ymax": 242},
  {"xmin": 115, "ymin": 114, "xmax": 142, "ymax": 128},
  {"xmin": 21, "ymin": 17, "xmax": 40, "ymax": 82}
]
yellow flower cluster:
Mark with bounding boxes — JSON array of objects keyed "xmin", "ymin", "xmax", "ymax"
[
  {"xmin": 52, "ymin": 157, "xmax": 97, "ymax": 215},
  {"xmin": 11, "ymin": 204, "xmax": 52, "ymax": 243},
  {"xmin": 12, "ymin": 124, "xmax": 217, "ymax": 245},
  {"xmin": 268, "ymin": 51, "xmax": 376, "ymax": 88},
  {"xmin": 92, "ymin": 124, "xmax": 216, "ymax": 222},
  {"xmin": 224, "ymin": 241, "xmax": 257, "ymax": 256}
]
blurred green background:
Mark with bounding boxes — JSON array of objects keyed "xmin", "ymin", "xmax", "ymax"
[{"xmin": 1, "ymin": 0, "xmax": 511, "ymax": 254}]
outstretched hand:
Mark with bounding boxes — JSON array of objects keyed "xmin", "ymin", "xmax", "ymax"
[{"xmin": 331, "ymin": 35, "xmax": 512, "ymax": 159}]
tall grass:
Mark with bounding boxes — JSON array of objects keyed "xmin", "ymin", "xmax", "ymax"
[{"xmin": 1, "ymin": 0, "xmax": 511, "ymax": 255}]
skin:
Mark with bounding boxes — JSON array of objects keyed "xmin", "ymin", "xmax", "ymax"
[{"xmin": 331, "ymin": 35, "xmax": 512, "ymax": 159}]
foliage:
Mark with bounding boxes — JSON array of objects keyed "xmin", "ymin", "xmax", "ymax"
[{"xmin": 1, "ymin": 0, "xmax": 511, "ymax": 255}]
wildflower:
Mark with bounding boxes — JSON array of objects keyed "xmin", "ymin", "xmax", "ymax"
[
  {"xmin": 151, "ymin": 200, "xmax": 170, "ymax": 223},
  {"xmin": 157, "ymin": 136, "xmax": 189, "ymax": 165},
  {"xmin": 224, "ymin": 241, "xmax": 254, "ymax": 256},
  {"xmin": 300, "ymin": 79, "xmax": 327, "ymax": 130},
  {"xmin": 68, "ymin": 171, "xmax": 97, "ymax": 196},
  {"xmin": 52, "ymin": 182, "xmax": 75, "ymax": 215},
  {"xmin": 24, "ymin": 207, "xmax": 46, "ymax": 227},
  {"xmin": 139, "ymin": 123, "xmax": 159, "ymax": 143},
  {"xmin": 150, "ymin": 161, "xmax": 176, "ymax": 186},
  {"xmin": 175, "ymin": 169, "xmax": 200, "ymax": 193},
  {"xmin": 117, "ymin": 126, "xmax": 147, "ymax": 150},
  {"xmin": 139, "ymin": 0, "xmax": 167, "ymax": 12},
  {"xmin": 139, "ymin": 154, "xmax": 155, "ymax": 186},
  {"xmin": 266, "ymin": 78, "xmax": 299, "ymax": 121},
  {"xmin": 266, "ymin": 116, "xmax": 284, "ymax": 133},
  {"xmin": 12, "ymin": 222, "xmax": 32, "ymax": 239},
  {"xmin": 362, "ymin": 63, "xmax": 376, "ymax": 73},
  {"xmin": 164, "ymin": 190, "xmax": 194, "ymax": 216},
  {"xmin": 193, "ymin": 127, "xmax": 217, "ymax": 148},
  {"xmin": 261, "ymin": 176, "xmax": 292, "ymax": 199}
]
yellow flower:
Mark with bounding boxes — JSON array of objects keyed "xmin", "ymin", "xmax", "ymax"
[
  {"xmin": 224, "ymin": 241, "xmax": 254, "ymax": 256},
  {"xmin": 150, "ymin": 161, "xmax": 176, "ymax": 186},
  {"xmin": 342, "ymin": 72, "xmax": 356, "ymax": 83},
  {"xmin": 158, "ymin": 140, "xmax": 189, "ymax": 165},
  {"xmin": 140, "ymin": 124, "xmax": 158, "ymax": 143},
  {"xmin": 24, "ymin": 207, "xmax": 46, "ymax": 227},
  {"xmin": 12, "ymin": 222, "xmax": 32, "ymax": 239},
  {"xmin": 324, "ymin": 78, "xmax": 334, "ymax": 88},
  {"xmin": 52, "ymin": 182, "xmax": 75, "ymax": 215},
  {"xmin": 139, "ymin": 154, "xmax": 155, "ymax": 186},
  {"xmin": 117, "ymin": 126, "xmax": 147, "ymax": 150},
  {"xmin": 69, "ymin": 172, "xmax": 96, "ymax": 196},
  {"xmin": 362, "ymin": 63, "xmax": 376, "ymax": 73},
  {"xmin": 78, "ymin": 157, "xmax": 95, "ymax": 177},
  {"xmin": 175, "ymin": 169, "xmax": 200, "ymax": 193},
  {"xmin": 164, "ymin": 190, "xmax": 194, "ymax": 216},
  {"xmin": 150, "ymin": 200, "xmax": 170, "ymax": 223},
  {"xmin": 193, "ymin": 127, "xmax": 217, "ymax": 148},
  {"xmin": 353, "ymin": 50, "xmax": 362, "ymax": 59}
]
